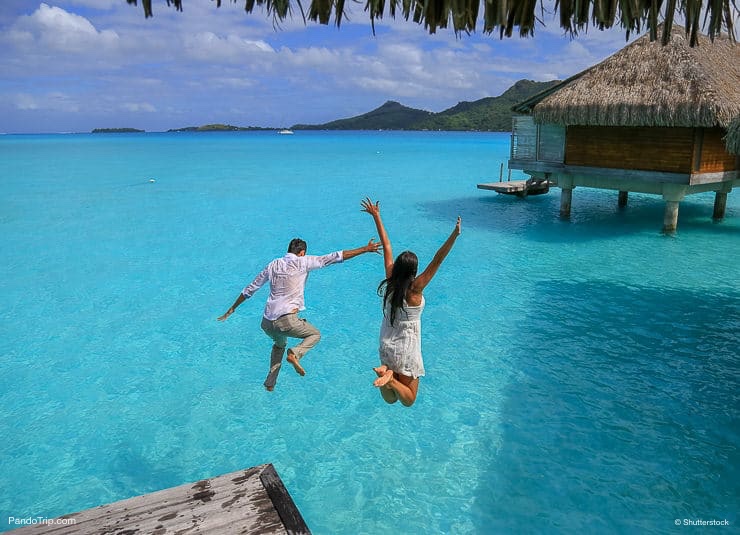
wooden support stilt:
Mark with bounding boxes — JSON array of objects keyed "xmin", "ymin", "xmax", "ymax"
[
  {"xmin": 713, "ymin": 191, "xmax": 728, "ymax": 220},
  {"xmin": 663, "ymin": 200, "xmax": 680, "ymax": 233},
  {"xmin": 661, "ymin": 184, "xmax": 687, "ymax": 234},
  {"xmin": 560, "ymin": 187, "xmax": 573, "ymax": 219},
  {"xmin": 618, "ymin": 191, "xmax": 628, "ymax": 208}
]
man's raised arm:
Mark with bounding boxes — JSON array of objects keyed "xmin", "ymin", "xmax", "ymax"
[{"xmin": 342, "ymin": 238, "xmax": 381, "ymax": 260}]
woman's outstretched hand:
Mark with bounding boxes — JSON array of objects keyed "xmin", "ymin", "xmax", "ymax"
[{"xmin": 361, "ymin": 197, "xmax": 381, "ymax": 217}]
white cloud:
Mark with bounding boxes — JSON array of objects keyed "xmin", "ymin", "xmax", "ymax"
[
  {"xmin": 379, "ymin": 42, "xmax": 424, "ymax": 65},
  {"xmin": 122, "ymin": 102, "xmax": 157, "ymax": 113},
  {"xmin": 13, "ymin": 91, "xmax": 80, "ymax": 112},
  {"xmin": 348, "ymin": 40, "xmax": 491, "ymax": 103},
  {"xmin": 14, "ymin": 93, "xmax": 39, "ymax": 110},
  {"xmin": 4, "ymin": 28, "xmax": 34, "ymax": 48},
  {"xmin": 13, "ymin": 3, "xmax": 120, "ymax": 53},
  {"xmin": 183, "ymin": 32, "xmax": 274, "ymax": 63},
  {"xmin": 211, "ymin": 77, "xmax": 256, "ymax": 89},
  {"xmin": 353, "ymin": 76, "xmax": 425, "ymax": 98},
  {"xmin": 281, "ymin": 46, "xmax": 344, "ymax": 68}
]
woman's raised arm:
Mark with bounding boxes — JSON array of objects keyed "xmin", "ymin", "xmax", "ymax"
[
  {"xmin": 361, "ymin": 197, "xmax": 394, "ymax": 279},
  {"xmin": 411, "ymin": 216, "xmax": 461, "ymax": 294}
]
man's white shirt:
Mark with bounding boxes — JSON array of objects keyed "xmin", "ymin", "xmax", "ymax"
[{"xmin": 241, "ymin": 251, "xmax": 343, "ymax": 320}]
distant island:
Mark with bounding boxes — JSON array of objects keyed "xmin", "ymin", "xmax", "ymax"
[
  {"xmin": 90, "ymin": 79, "xmax": 560, "ymax": 134},
  {"xmin": 167, "ymin": 124, "xmax": 273, "ymax": 132},
  {"xmin": 92, "ymin": 128, "xmax": 144, "ymax": 133}
]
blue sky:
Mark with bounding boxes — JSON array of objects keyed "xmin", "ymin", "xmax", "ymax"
[{"xmin": 0, "ymin": 0, "xmax": 648, "ymax": 133}]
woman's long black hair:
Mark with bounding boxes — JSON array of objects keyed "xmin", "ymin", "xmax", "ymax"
[{"xmin": 378, "ymin": 251, "xmax": 418, "ymax": 326}]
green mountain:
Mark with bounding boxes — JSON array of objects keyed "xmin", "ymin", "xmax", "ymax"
[
  {"xmin": 292, "ymin": 101, "xmax": 433, "ymax": 130},
  {"xmin": 292, "ymin": 79, "xmax": 560, "ymax": 131},
  {"xmin": 415, "ymin": 79, "xmax": 561, "ymax": 131}
]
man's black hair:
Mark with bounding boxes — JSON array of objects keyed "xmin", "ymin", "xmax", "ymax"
[{"xmin": 288, "ymin": 238, "xmax": 307, "ymax": 255}]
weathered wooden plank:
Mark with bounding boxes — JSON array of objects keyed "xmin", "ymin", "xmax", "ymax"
[
  {"xmin": 9, "ymin": 464, "xmax": 309, "ymax": 535},
  {"xmin": 260, "ymin": 465, "xmax": 310, "ymax": 535}
]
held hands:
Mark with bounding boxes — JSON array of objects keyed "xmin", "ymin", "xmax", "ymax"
[{"xmin": 361, "ymin": 197, "xmax": 381, "ymax": 218}]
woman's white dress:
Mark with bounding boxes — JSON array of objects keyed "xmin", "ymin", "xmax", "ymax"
[{"xmin": 379, "ymin": 296, "xmax": 425, "ymax": 379}]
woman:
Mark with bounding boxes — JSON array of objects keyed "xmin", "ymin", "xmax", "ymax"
[{"xmin": 361, "ymin": 197, "xmax": 461, "ymax": 407}]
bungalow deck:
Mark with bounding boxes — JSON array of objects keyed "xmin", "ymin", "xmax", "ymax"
[{"xmin": 477, "ymin": 177, "xmax": 550, "ymax": 197}]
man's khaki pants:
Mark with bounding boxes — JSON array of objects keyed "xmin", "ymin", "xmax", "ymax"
[{"xmin": 260, "ymin": 313, "xmax": 321, "ymax": 389}]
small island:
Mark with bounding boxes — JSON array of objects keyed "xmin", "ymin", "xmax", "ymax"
[
  {"xmin": 167, "ymin": 123, "xmax": 273, "ymax": 132},
  {"xmin": 92, "ymin": 128, "xmax": 145, "ymax": 133}
]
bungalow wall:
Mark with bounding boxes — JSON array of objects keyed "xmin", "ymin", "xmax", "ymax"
[
  {"xmin": 565, "ymin": 126, "xmax": 694, "ymax": 173},
  {"xmin": 510, "ymin": 119, "xmax": 738, "ymax": 176},
  {"xmin": 694, "ymin": 127, "xmax": 739, "ymax": 173}
]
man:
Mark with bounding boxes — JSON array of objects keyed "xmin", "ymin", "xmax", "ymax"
[{"xmin": 218, "ymin": 237, "xmax": 380, "ymax": 391}]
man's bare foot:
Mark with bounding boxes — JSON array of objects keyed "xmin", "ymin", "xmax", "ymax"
[
  {"xmin": 265, "ymin": 385, "xmax": 274, "ymax": 392},
  {"xmin": 373, "ymin": 369, "xmax": 394, "ymax": 387},
  {"xmin": 373, "ymin": 365, "xmax": 388, "ymax": 377},
  {"xmin": 287, "ymin": 353, "xmax": 306, "ymax": 376}
]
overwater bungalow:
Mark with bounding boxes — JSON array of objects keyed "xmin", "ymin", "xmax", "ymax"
[{"xmin": 508, "ymin": 25, "xmax": 740, "ymax": 232}]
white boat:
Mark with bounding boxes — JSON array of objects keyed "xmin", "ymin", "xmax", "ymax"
[{"xmin": 278, "ymin": 129, "xmax": 294, "ymax": 135}]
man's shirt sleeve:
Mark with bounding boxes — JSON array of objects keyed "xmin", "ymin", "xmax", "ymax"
[
  {"xmin": 241, "ymin": 264, "xmax": 270, "ymax": 298},
  {"xmin": 303, "ymin": 251, "xmax": 344, "ymax": 271}
]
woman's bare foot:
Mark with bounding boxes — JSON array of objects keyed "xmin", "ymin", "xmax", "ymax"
[
  {"xmin": 286, "ymin": 352, "xmax": 306, "ymax": 376},
  {"xmin": 373, "ymin": 369, "xmax": 394, "ymax": 387},
  {"xmin": 373, "ymin": 365, "xmax": 388, "ymax": 377}
]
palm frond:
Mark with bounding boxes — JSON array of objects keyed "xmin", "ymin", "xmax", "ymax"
[{"xmin": 125, "ymin": 0, "xmax": 738, "ymax": 46}]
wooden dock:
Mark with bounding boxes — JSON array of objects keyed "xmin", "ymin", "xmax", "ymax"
[
  {"xmin": 477, "ymin": 177, "xmax": 550, "ymax": 197},
  {"xmin": 9, "ymin": 464, "xmax": 310, "ymax": 535}
]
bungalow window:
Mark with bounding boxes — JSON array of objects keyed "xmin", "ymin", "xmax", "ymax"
[{"xmin": 511, "ymin": 115, "xmax": 565, "ymax": 163}]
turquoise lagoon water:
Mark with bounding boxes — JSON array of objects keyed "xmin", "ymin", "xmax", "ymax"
[{"xmin": 0, "ymin": 131, "xmax": 737, "ymax": 534}]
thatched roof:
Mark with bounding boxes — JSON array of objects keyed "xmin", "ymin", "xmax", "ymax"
[
  {"xmin": 514, "ymin": 26, "xmax": 740, "ymax": 154},
  {"xmin": 128, "ymin": 1, "xmax": 737, "ymax": 46}
]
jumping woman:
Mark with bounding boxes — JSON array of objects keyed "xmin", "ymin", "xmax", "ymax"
[{"xmin": 361, "ymin": 197, "xmax": 461, "ymax": 407}]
